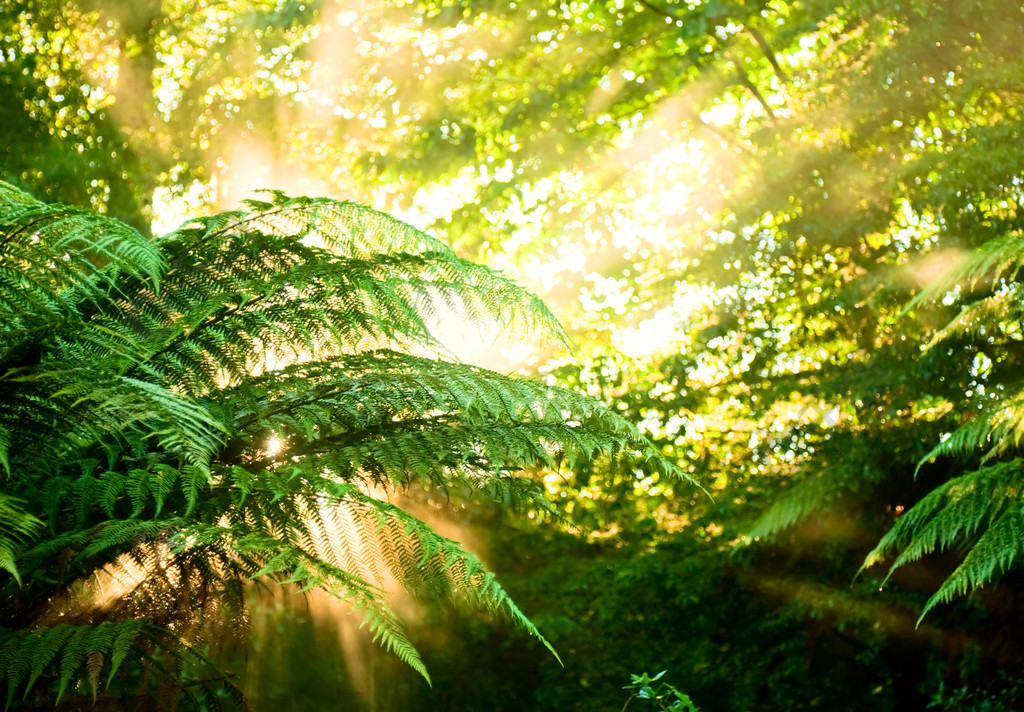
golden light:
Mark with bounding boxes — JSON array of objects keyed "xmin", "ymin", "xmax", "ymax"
[{"xmin": 265, "ymin": 435, "xmax": 283, "ymax": 456}]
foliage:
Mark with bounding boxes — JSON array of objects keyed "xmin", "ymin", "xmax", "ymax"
[
  {"xmin": 926, "ymin": 671, "xmax": 1024, "ymax": 712},
  {"xmin": 323, "ymin": 0, "xmax": 1024, "ymax": 706},
  {"xmin": 622, "ymin": 671, "xmax": 699, "ymax": 712},
  {"xmin": 424, "ymin": 0, "xmax": 1024, "ymax": 626},
  {"xmin": 0, "ymin": 181, "xmax": 677, "ymax": 707},
  {"xmin": 864, "ymin": 230, "xmax": 1024, "ymax": 614},
  {"xmin": 8, "ymin": 0, "xmax": 1024, "ymax": 707}
]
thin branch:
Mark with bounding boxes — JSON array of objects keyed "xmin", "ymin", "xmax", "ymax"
[
  {"xmin": 633, "ymin": 2, "xmax": 777, "ymax": 124},
  {"xmin": 684, "ymin": 110, "xmax": 757, "ymax": 157},
  {"xmin": 730, "ymin": 58, "xmax": 776, "ymax": 119},
  {"xmin": 747, "ymin": 26, "xmax": 787, "ymax": 84},
  {"xmin": 637, "ymin": 0, "xmax": 681, "ymax": 22}
]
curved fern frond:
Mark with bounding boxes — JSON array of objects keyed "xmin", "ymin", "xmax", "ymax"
[
  {"xmin": 0, "ymin": 620, "xmax": 145, "ymax": 706},
  {"xmin": 923, "ymin": 284, "xmax": 1023, "ymax": 349},
  {"xmin": 106, "ymin": 192, "xmax": 571, "ymax": 397},
  {"xmin": 329, "ymin": 486, "xmax": 562, "ymax": 660},
  {"xmin": 862, "ymin": 460, "xmax": 1024, "ymax": 619},
  {"xmin": 912, "ymin": 230, "xmax": 1024, "ymax": 309},
  {"xmin": 920, "ymin": 394, "xmax": 1024, "ymax": 465},
  {"xmin": 0, "ymin": 495, "xmax": 43, "ymax": 585},
  {"xmin": 744, "ymin": 474, "xmax": 836, "ymax": 542},
  {"xmin": 743, "ymin": 428, "xmax": 888, "ymax": 543},
  {"xmin": 15, "ymin": 368, "xmax": 224, "ymax": 469},
  {"xmin": 0, "ymin": 181, "xmax": 163, "ymax": 319},
  {"xmin": 0, "ymin": 425, "xmax": 9, "ymax": 475},
  {"xmin": 215, "ymin": 350, "xmax": 659, "ymax": 493}
]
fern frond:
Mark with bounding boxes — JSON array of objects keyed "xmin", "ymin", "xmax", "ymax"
[
  {"xmin": 328, "ymin": 486, "xmax": 562, "ymax": 660},
  {"xmin": 922, "ymin": 506, "xmax": 1024, "ymax": 617},
  {"xmin": 921, "ymin": 395, "xmax": 1024, "ymax": 464},
  {"xmin": 0, "ymin": 425, "xmax": 9, "ymax": 475},
  {"xmin": 913, "ymin": 230, "xmax": 1024, "ymax": 308},
  {"xmin": 181, "ymin": 519, "xmax": 432, "ymax": 680},
  {"xmin": 923, "ymin": 284, "xmax": 1023, "ymax": 349},
  {"xmin": 862, "ymin": 460, "xmax": 1024, "ymax": 618},
  {"xmin": 131, "ymin": 193, "xmax": 569, "ymax": 394},
  {"xmin": 745, "ymin": 476, "xmax": 829, "ymax": 542},
  {"xmin": 218, "ymin": 350, "xmax": 663, "ymax": 488},
  {"xmin": 744, "ymin": 447, "xmax": 884, "ymax": 542},
  {"xmin": 0, "ymin": 494, "xmax": 43, "ymax": 585},
  {"xmin": 0, "ymin": 620, "xmax": 145, "ymax": 706},
  {"xmin": 0, "ymin": 181, "xmax": 164, "ymax": 315}
]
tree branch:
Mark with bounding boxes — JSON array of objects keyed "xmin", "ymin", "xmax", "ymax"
[
  {"xmin": 747, "ymin": 26, "xmax": 788, "ymax": 85},
  {"xmin": 730, "ymin": 58, "xmax": 776, "ymax": 119},
  {"xmin": 636, "ymin": 0, "xmax": 681, "ymax": 23}
]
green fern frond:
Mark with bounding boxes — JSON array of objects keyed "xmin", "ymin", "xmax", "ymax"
[
  {"xmin": 745, "ymin": 478, "xmax": 827, "ymax": 543},
  {"xmin": 921, "ymin": 505, "xmax": 1024, "ymax": 618},
  {"xmin": 0, "ymin": 620, "xmax": 145, "ymax": 707},
  {"xmin": 52, "ymin": 372, "xmax": 224, "ymax": 466},
  {"xmin": 744, "ymin": 451, "xmax": 884, "ymax": 542},
  {"xmin": 909, "ymin": 229, "xmax": 1024, "ymax": 313},
  {"xmin": 219, "ymin": 350, "xmax": 657, "ymax": 480},
  {"xmin": 867, "ymin": 213, "xmax": 1024, "ymax": 620},
  {"xmin": 0, "ymin": 495, "xmax": 43, "ymax": 585},
  {"xmin": 187, "ymin": 520, "xmax": 432, "ymax": 680},
  {"xmin": 0, "ymin": 182, "xmax": 164, "ymax": 311},
  {"xmin": 145, "ymin": 193, "xmax": 569, "ymax": 377},
  {"xmin": 24, "ymin": 625, "xmax": 75, "ymax": 697},
  {"xmin": 329, "ymin": 486, "xmax": 562, "ymax": 660},
  {"xmin": 923, "ymin": 285, "xmax": 1022, "ymax": 349},
  {"xmin": 863, "ymin": 460, "xmax": 1024, "ymax": 618},
  {"xmin": 921, "ymin": 395, "xmax": 1024, "ymax": 465},
  {"xmin": 0, "ymin": 425, "xmax": 9, "ymax": 476},
  {"xmin": 173, "ymin": 467, "xmax": 556, "ymax": 670}
]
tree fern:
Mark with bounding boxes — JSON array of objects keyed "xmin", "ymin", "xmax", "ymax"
[
  {"xmin": 0, "ymin": 181, "xmax": 682, "ymax": 706},
  {"xmin": 861, "ymin": 227, "xmax": 1024, "ymax": 616}
]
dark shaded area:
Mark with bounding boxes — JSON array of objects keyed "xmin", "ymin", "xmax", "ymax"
[{"xmin": 231, "ymin": 502, "xmax": 1024, "ymax": 712}]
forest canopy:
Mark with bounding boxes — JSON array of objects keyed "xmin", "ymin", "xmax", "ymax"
[{"xmin": 3, "ymin": 0, "xmax": 1024, "ymax": 709}]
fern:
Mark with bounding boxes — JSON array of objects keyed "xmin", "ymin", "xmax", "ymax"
[
  {"xmin": 863, "ymin": 460, "xmax": 1024, "ymax": 619},
  {"xmin": 910, "ymin": 230, "xmax": 1024, "ymax": 307},
  {"xmin": 0, "ymin": 181, "xmax": 684, "ymax": 706},
  {"xmin": 0, "ymin": 621, "xmax": 144, "ymax": 707},
  {"xmin": 859, "ymin": 224, "xmax": 1024, "ymax": 617},
  {"xmin": 921, "ymin": 394, "xmax": 1024, "ymax": 464},
  {"xmin": 0, "ymin": 425, "xmax": 9, "ymax": 475},
  {"xmin": 0, "ymin": 496, "xmax": 42, "ymax": 585},
  {"xmin": 0, "ymin": 182, "xmax": 164, "ymax": 313},
  {"xmin": 922, "ymin": 284, "xmax": 1023, "ymax": 349}
]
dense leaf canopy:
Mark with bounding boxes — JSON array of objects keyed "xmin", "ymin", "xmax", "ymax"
[{"xmin": 5, "ymin": 0, "xmax": 1024, "ymax": 708}]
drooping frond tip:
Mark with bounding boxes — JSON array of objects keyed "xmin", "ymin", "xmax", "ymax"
[{"xmin": 862, "ymin": 460, "xmax": 1024, "ymax": 621}]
